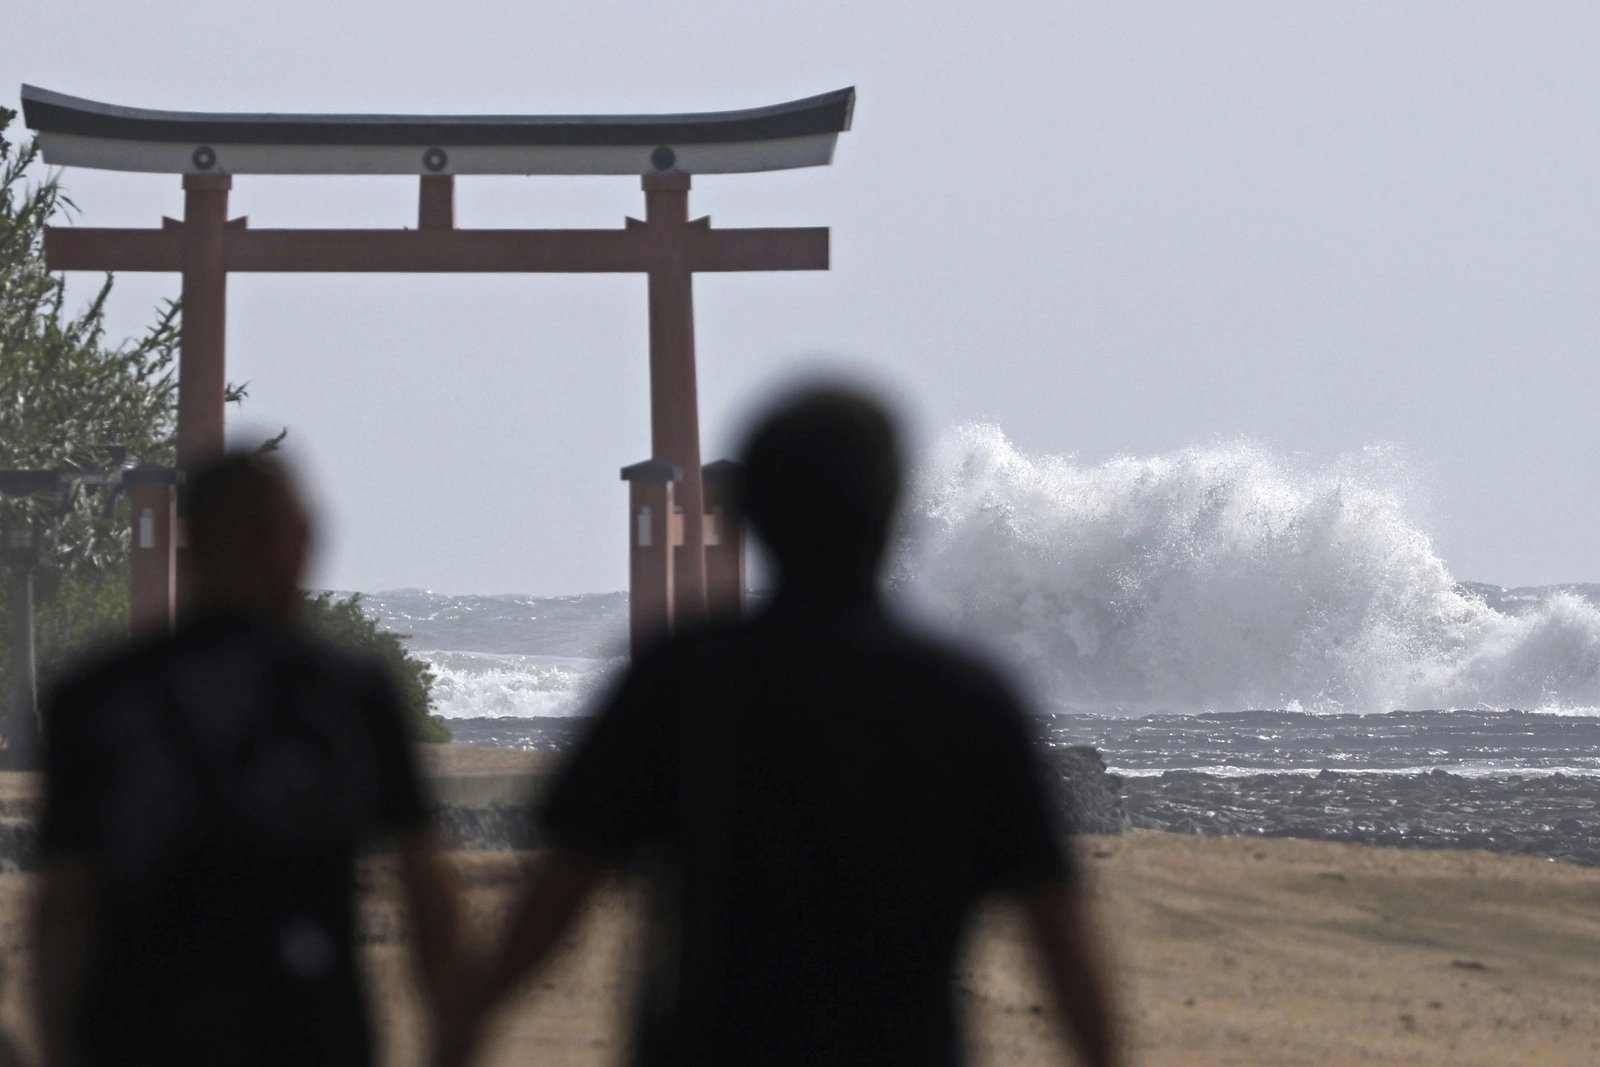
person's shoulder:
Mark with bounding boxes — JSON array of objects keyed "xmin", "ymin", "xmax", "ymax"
[
  {"xmin": 276, "ymin": 622, "xmax": 394, "ymax": 689},
  {"xmin": 624, "ymin": 616, "xmax": 747, "ymax": 685},
  {"xmin": 871, "ymin": 623, "xmax": 1051, "ymax": 779},
  {"xmin": 169, "ymin": 614, "xmax": 395, "ymax": 699},
  {"xmin": 874, "ymin": 614, "xmax": 1022, "ymax": 704},
  {"xmin": 675, "ymin": 615, "xmax": 750, "ymax": 655},
  {"xmin": 48, "ymin": 626, "xmax": 181, "ymax": 708}
]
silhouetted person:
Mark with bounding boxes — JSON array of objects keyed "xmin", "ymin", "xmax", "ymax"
[
  {"xmin": 34, "ymin": 453, "xmax": 458, "ymax": 1067},
  {"xmin": 445, "ymin": 387, "xmax": 1119, "ymax": 1067}
]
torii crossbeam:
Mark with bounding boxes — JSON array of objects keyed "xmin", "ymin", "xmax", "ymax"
[{"xmin": 23, "ymin": 84, "xmax": 853, "ymax": 649}]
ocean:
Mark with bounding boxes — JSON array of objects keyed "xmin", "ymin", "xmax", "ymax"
[{"xmin": 354, "ymin": 425, "xmax": 1600, "ymax": 777}]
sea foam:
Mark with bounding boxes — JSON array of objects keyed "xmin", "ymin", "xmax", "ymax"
[
  {"xmin": 893, "ymin": 424, "xmax": 1600, "ymax": 714},
  {"xmin": 422, "ymin": 651, "xmax": 618, "ymax": 719},
  {"xmin": 366, "ymin": 426, "xmax": 1600, "ymax": 720}
]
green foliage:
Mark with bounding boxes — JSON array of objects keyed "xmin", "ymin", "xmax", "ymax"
[
  {"xmin": 302, "ymin": 592, "xmax": 451, "ymax": 743},
  {"xmin": 0, "ymin": 109, "xmax": 447, "ymax": 741},
  {"xmin": 31, "ymin": 567, "xmax": 130, "ymax": 696},
  {"xmin": 0, "ymin": 104, "xmax": 178, "ymax": 700},
  {"xmin": 0, "ymin": 110, "xmax": 179, "ymax": 571}
]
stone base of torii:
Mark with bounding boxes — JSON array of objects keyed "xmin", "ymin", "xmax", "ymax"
[{"xmin": 623, "ymin": 457, "xmax": 746, "ymax": 650}]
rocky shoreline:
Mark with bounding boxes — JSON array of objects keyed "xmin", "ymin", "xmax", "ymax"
[
  {"xmin": 1028, "ymin": 746, "xmax": 1600, "ymax": 868},
  {"xmin": 1116, "ymin": 767, "xmax": 1600, "ymax": 866},
  {"xmin": 432, "ymin": 731, "xmax": 1600, "ymax": 870},
  {"xmin": 0, "ymin": 743, "xmax": 1593, "ymax": 871},
  {"xmin": 409, "ymin": 745, "xmax": 1600, "ymax": 872}
]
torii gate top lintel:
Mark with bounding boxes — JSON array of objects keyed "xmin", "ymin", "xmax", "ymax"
[
  {"xmin": 23, "ymin": 84, "xmax": 851, "ymax": 646},
  {"xmin": 21, "ymin": 83, "xmax": 854, "ymax": 175}
]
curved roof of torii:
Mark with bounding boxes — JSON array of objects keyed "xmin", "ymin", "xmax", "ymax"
[{"xmin": 20, "ymin": 84, "xmax": 855, "ymax": 176}]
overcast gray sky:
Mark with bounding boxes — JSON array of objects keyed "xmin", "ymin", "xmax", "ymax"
[{"xmin": 6, "ymin": 3, "xmax": 1599, "ymax": 594}]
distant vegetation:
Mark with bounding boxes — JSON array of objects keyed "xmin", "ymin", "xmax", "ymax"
[
  {"xmin": 0, "ymin": 105, "xmax": 177, "ymax": 699},
  {"xmin": 0, "ymin": 108, "xmax": 446, "ymax": 741},
  {"xmin": 303, "ymin": 592, "xmax": 450, "ymax": 743}
]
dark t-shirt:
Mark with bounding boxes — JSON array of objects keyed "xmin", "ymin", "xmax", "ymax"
[
  {"xmin": 43, "ymin": 610, "xmax": 428, "ymax": 1067},
  {"xmin": 541, "ymin": 593, "xmax": 1070, "ymax": 1067}
]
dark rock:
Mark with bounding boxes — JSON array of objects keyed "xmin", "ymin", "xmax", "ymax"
[
  {"xmin": 1117, "ymin": 769, "xmax": 1600, "ymax": 868},
  {"xmin": 431, "ymin": 802, "xmax": 542, "ymax": 851},
  {"xmin": 1041, "ymin": 746, "xmax": 1126, "ymax": 835},
  {"xmin": 0, "ymin": 818, "xmax": 37, "ymax": 872}
]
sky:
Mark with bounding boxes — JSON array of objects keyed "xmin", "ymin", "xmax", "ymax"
[{"xmin": 5, "ymin": 3, "xmax": 1600, "ymax": 595}]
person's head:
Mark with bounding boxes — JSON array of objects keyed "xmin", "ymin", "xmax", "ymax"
[
  {"xmin": 186, "ymin": 452, "xmax": 311, "ymax": 618},
  {"xmin": 736, "ymin": 385, "xmax": 903, "ymax": 591}
]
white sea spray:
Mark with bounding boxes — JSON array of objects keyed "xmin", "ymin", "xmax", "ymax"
[
  {"xmin": 362, "ymin": 427, "xmax": 1600, "ymax": 721},
  {"xmin": 893, "ymin": 424, "xmax": 1600, "ymax": 714},
  {"xmin": 421, "ymin": 651, "xmax": 620, "ymax": 719}
]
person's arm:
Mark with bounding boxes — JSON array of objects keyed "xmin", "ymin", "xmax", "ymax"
[
  {"xmin": 34, "ymin": 855, "xmax": 97, "ymax": 1067},
  {"xmin": 1022, "ymin": 878, "xmax": 1120, "ymax": 1067},
  {"xmin": 437, "ymin": 649, "xmax": 675, "ymax": 1066},
  {"xmin": 396, "ymin": 828, "xmax": 461, "ymax": 1011},
  {"xmin": 436, "ymin": 847, "xmax": 603, "ymax": 1067},
  {"xmin": 481, "ymin": 847, "xmax": 603, "ymax": 1003}
]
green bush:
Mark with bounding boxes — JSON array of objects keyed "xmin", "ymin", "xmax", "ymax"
[
  {"xmin": 0, "ymin": 103, "xmax": 178, "ymax": 709},
  {"xmin": 301, "ymin": 592, "xmax": 451, "ymax": 743},
  {"xmin": 0, "ymin": 109, "xmax": 449, "ymax": 744}
]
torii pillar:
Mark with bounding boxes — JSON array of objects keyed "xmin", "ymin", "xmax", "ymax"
[
  {"xmin": 23, "ymin": 82, "xmax": 852, "ymax": 647},
  {"xmin": 174, "ymin": 175, "xmax": 230, "ymax": 608},
  {"xmin": 177, "ymin": 175, "xmax": 231, "ymax": 476},
  {"xmin": 642, "ymin": 174, "xmax": 709, "ymax": 625}
]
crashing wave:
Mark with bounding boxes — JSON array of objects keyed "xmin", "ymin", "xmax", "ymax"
[
  {"xmin": 893, "ymin": 424, "xmax": 1600, "ymax": 714},
  {"xmin": 420, "ymin": 650, "xmax": 618, "ymax": 719}
]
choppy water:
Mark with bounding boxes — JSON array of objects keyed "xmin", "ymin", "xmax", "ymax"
[
  {"xmin": 419, "ymin": 708, "xmax": 1600, "ymax": 778},
  {"xmin": 352, "ymin": 427, "xmax": 1600, "ymax": 776},
  {"xmin": 1038, "ymin": 709, "xmax": 1600, "ymax": 777},
  {"xmin": 355, "ymin": 588, "xmax": 626, "ymax": 720}
]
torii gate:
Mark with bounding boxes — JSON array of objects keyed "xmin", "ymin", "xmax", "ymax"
[{"xmin": 22, "ymin": 84, "xmax": 853, "ymax": 651}]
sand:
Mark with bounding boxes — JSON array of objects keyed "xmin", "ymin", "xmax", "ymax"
[
  {"xmin": 0, "ymin": 747, "xmax": 1593, "ymax": 1064},
  {"xmin": 415, "ymin": 745, "xmax": 564, "ymax": 777},
  {"xmin": 356, "ymin": 834, "xmax": 1600, "ymax": 1066},
  {"xmin": 1086, "ymin": 834, "xmax": 1600, "ymax": 1065}
]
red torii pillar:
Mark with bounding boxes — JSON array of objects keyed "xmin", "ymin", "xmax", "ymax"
[
  {"xmin": 177, "ymin": 175, "xmax": 231, "ymax": 477},
  {"xmin": 45, "ymin": 174, "xmax": 823, "ymax": 644},
  {"xmin": 620, "ymin": 455, "xmax": 746, "ymax": 650},
  {"xmin": 123, "ymin": 463, "xmax": 181, "ymax": 634},
  {"xmin": 643, "ymin": 174, "xmax": 709, "ymax": 626},
  {"xmin": 621, "ymin": 459, "xmax": 681, "ymax": 650},
  {"xmin": 28, "ymin": 84, "xmax": 851, "ymax": 649},
  {"xmin": 700, "ymin": 459, "xmax": 746, "ymax": 620}
]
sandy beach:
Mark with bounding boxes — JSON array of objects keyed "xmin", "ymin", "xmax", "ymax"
[
  {"xmin": 0, "ymin": 747, "xmax": 1593, "ymax": 1064},
  {"xmin": 344, "ymin": 833, "xmax": 1600, "ymax": 1067},
  {"xmin": 0, "ymin": 834, "xmax": 1593, "ymax": 1064}
]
